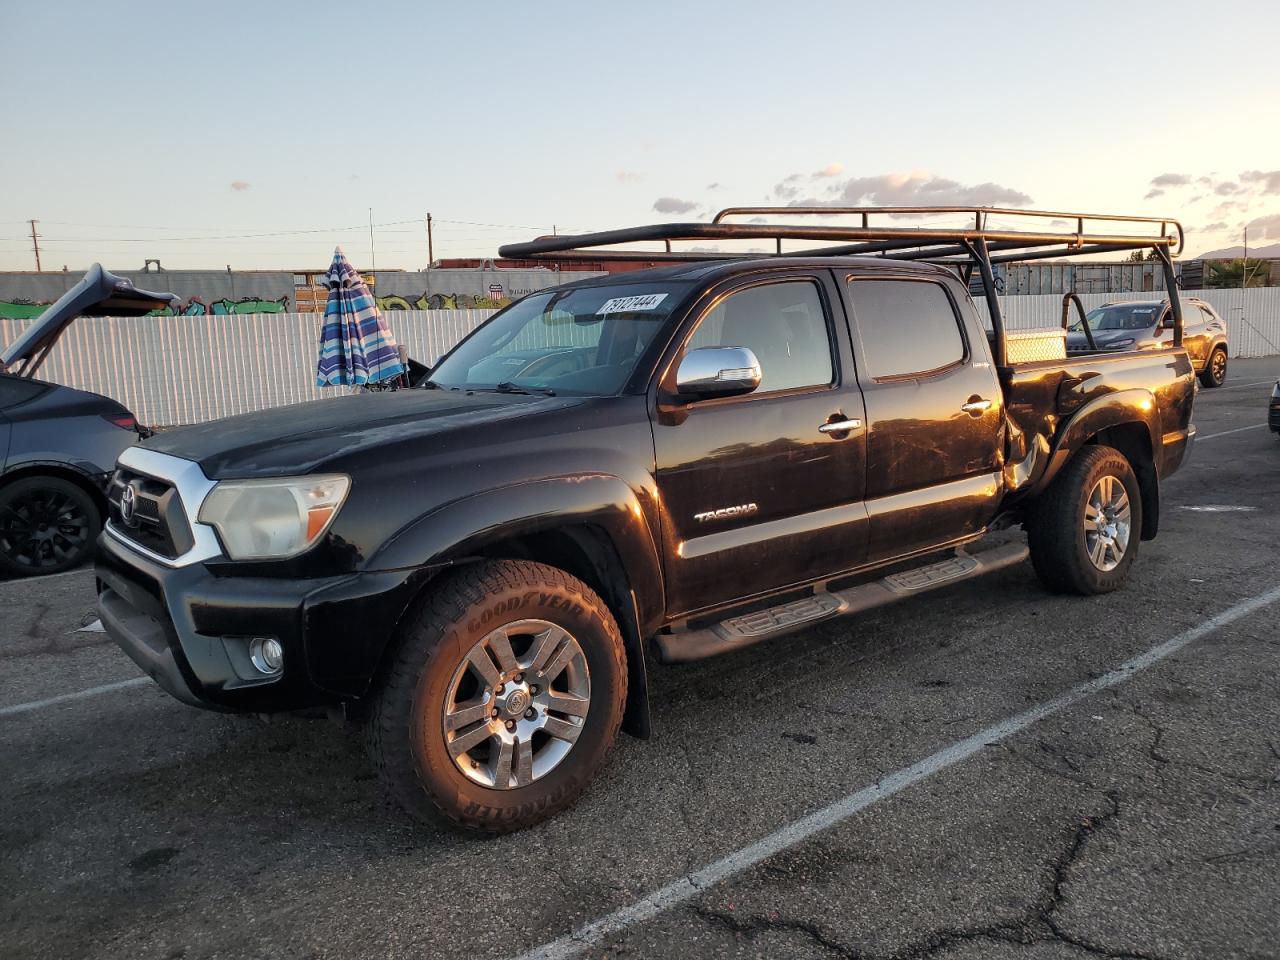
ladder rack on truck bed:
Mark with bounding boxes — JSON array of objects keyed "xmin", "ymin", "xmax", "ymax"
[{"xmin": 497, "ymin": 206, "xmax": 1187, "ymax": 367}]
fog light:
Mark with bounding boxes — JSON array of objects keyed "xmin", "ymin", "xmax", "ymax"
[{"xmin": 249, "ymin": 637, "xmax": 284, "ymax": 675}]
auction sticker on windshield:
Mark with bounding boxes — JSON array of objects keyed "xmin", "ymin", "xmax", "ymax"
[{"xmin": 596, "ymin": 293, "xmax": 668, "ymax": 315}]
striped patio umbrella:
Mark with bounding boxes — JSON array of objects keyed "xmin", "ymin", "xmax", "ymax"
[{"xmin": 315, "ymin": 247, "xmax": 406, "ymax": 386}]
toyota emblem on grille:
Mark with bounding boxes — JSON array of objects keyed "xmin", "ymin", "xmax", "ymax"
[{"xmin": 120, "ymin": 482, "xmax": 139, "ymax": 526}]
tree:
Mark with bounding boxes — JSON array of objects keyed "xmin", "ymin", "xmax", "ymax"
[{"xmin": 1205, "ymin": 258, "xmax": 1270, "ymax": 288}]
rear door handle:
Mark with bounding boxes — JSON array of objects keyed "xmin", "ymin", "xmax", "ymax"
[
  {"xmin": 819, "ymin": 418, "xmax": 862, "ymax": 434},
  {"xmin": 960, "ymin": 399, "xmax": 992, "ymax": 415}
]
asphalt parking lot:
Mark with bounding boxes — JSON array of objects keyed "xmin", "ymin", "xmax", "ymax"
[{"xmin": 3, "ymin": 359, "xmax": 1279, "ymax": 960}]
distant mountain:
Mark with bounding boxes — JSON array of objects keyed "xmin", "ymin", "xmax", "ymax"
[{"xmin": 1193, "ymin": 243, "xmax": 1280, "ymax": 260}]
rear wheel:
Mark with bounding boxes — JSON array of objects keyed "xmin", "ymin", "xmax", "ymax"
[
  {"xmin": 1199, "ymin": 347, "xmax": 1227, "ymax": 388},
  {"xmin": 1028, "ymin": 445, "xmax": 1142, "ymax": 595},
  {"xmin": 365, "ymin": 559, "xmax": 627, "ymax": 832},
  {"xmin": 0, "ymin": 476, "xmax": 101, "ymax": 577}
]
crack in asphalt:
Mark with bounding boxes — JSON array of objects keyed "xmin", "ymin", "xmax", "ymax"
[
  {"xmin": 686, "ymin": 789, "xmax": 1177, "ymax": 960},
  {"xmin": 1130, "ymin": 700, "xmax": 1280, "ymax": 789}
]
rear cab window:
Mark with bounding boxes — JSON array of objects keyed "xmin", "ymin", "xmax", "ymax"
[{"xmin": 845, "ymin": 278, "xmax": 967, "ymax": 379}]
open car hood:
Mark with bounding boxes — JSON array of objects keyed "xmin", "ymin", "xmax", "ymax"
[{"xmin": 0, "ymin": 264, "xmax": 179, "ymax": 377}]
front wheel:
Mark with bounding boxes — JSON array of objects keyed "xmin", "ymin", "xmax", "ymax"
[
  {"xmin": 1027, "ymin": 445, "xmax": 1142, "ymax": 595},
  {"xmin": 0, "ymin": 476, "xmax": 101, "ymax": 577},
  {"xmin": 1199, "ymin": 347, "xmax": 1227, "ymax": 388},
  {"xmin": 365, "ymin": 559, "xmax": 627, "ymax": 832}
]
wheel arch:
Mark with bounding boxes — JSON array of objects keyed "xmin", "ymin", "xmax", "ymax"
[
  {"xmin": 369, "ymin": 476, "xmax": 663, "ymax": 738},
  {"xmin": 0, "ymin": 461, "xmax": 109, "ymax": 517},
  {"xmin": 1028, "ymin": 390, "xmax": 1161, "ymax": 541}
]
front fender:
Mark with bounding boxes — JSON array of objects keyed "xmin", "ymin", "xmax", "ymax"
[
  {"xmin": 1024, "ymin": 387, "xmax": 1161, "ymax": 499},
  {"xmin": 367, "ymin": 474, "xmax": 665, "ymax": 632}
]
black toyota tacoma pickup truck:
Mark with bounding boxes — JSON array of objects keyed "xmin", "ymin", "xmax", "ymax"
[{"xmin": 97, "ymin": 207, "xmax": 1198, "ymax": 831}]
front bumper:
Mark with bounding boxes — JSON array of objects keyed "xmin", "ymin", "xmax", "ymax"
[
  {"xmin": 95, "ymin": 533, "xmax": 437, "ymax": 713},
  {"xmin": 1269, "ymin": 398, "xmax": 1280, "ymax": 433}
]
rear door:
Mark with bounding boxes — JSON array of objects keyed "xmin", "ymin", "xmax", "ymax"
[
  {"xmin": 1165, "ymin": 299, "xmax": 1209, "ymax": 367},
  {"xmin": 840, "ymin": 273, "xmax": 1005, "ymax": 562},
  {"xmin": 651, "ymin": 272, "xmax": 868, "ymax": 616}
]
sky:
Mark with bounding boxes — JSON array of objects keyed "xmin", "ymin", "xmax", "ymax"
[{"xmin": 3, "ymin": 0, "xmax": 1279, "ymax": 273}]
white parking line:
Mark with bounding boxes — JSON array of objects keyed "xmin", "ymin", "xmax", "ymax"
[
  {"xmin": 1197, "ymin": 423, "xmax": 1266, "ymax": 441},
  {"xmin": 0, "ymin": 677, "xmax": 149, "ymax": 718},
  {"xmin": 513, "ymin": 584, "xmax": 1280, "ymax": 960},
  {"xmin": 1218, "ymin": 378, "xmax": 1276, "ymax": 391}
]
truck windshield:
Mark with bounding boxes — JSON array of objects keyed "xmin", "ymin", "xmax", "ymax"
[
  {"xmin": 428, "ymin": 282, "xmax": 689, "ymax": 395},
  {"xmin": 1076, "ymin": 304, "xmax": 1162, "ymax": 331}
]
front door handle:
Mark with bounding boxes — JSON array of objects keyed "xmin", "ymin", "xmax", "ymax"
[
  {"xmin": 961, "ymin": 398, "xmax": 992, "ymax": 415},
  {"xmin": 819, "ymin": 418, "xmax": 862, "ymax": 434}
]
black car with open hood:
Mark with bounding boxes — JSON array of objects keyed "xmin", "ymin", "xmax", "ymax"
[{"xmin": 0, "ymin": 264, "xmax": 176, "ymax": 576}]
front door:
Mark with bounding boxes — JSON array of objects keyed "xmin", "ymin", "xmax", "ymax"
[
  {"xmin": 841, "ymin": 273, "xmax": 1005, "ymax": 562},
  {"xmin": 652, "ymin": 273, "xmax": 868, "ymax": 617}
]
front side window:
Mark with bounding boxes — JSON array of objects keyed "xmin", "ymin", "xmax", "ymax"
[
  {"xmin": 686, "ymin": 280, "xmax": 834, "ymax": 393},
  {"xmin": 848, "ymin": 279, "xmax": 965, "ymax": 379},
  {"xmin": 430, "ymin": 282, "xmax": 690, "ymax": 395}
]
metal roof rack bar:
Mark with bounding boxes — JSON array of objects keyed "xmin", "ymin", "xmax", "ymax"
[{"xmin": 495, "ymin": 206, "xmax": 1188, "ymax": 368}]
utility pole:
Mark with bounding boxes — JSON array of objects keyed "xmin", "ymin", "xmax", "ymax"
[
  {"xmin": 426, "ymin": 213, "xmax": 434, "ymax": 265},
  {"xmin": 28, "ymin": 219, "xmax": 42, "ymax": 272},
  {"xmin": 368, "ymin": 207, "xmax": 376, "ymax": 272},
  {"xmin": 1243, "ymin": 225, "xmax": 1249, "ymax": 290}
]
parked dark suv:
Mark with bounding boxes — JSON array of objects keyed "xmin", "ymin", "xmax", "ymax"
[{"xmin": 97, "ymin": 207, "xmax": 1199, "ymax": 831}]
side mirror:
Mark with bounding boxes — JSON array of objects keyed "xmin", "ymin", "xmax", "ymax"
[
  {"xmin": 1161, "ymin": 314, "xmax": 1176, "ymax": 329},
  {"xmin": 675, "ymin": 346, "xmax": 762, "ymax": 400}
]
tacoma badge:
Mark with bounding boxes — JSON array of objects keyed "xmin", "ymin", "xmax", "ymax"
[{"xmin": 694, "ymin": 503, "xmax": 758, "ymax": 523}]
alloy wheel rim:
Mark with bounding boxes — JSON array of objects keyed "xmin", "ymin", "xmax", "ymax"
[
  {"xmin": 442, "ymin": 618, "xmax": 591, "ymax": 790},
  {"xmin": 0, "ymin": 489, "xmax": 89, "ymax": 570},
  {"xmin": 1212, "ymin": 350, "xmax": 1226, "ymax": 381},
  {"xmin": 1083, "ymin": 475, "xmax": 1131, "ymax": 572}
]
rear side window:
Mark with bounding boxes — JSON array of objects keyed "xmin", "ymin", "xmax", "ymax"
[
  {"xmin": 688, "ymin": 280, "xmax": 834, "ymax": 393},
  {"xmin": 847, "ymin": 279, "xmax": 966, "ymax": 379}
]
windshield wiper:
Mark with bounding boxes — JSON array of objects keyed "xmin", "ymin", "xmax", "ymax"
[{"xmin": 493, "ymin": 381, "xmax": 556, "ymax": 397}]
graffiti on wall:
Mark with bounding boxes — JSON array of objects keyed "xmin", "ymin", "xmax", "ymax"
[
  {"xmin": 147, "ymin": 296, "xmax": 292, "ymax": 316},
  {"xmin": 0, "ymin": 295, "xmax": 292, "ymax": 320},
  {"xmin": 0, "ymin": 300, "xmax": 49, "ymax": 320},
  {"xmin": 376, "ymin": 291, "xmax": 512, "ymax": 312}
]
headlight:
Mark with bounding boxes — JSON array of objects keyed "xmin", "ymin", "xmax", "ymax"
[
  {"xmin": 1107, "ymin": 338, "xmax": 1135, "ymax": 349},
  {"xmin": 1272, "ymin": 381, "xmax": 1280, "ymax": 400},
  {"xmin": 198, "ymin": 475, "xmax": 350, "ymax": 560}
]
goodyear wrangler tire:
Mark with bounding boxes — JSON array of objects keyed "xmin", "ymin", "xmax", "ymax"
[
  {"xmin": 1027, "ymin": 445, "xmax": 1142, "ymax": 596},
  {"xmin": 365, "ymin": 559, "xmax": 626, "ymax": 832}
]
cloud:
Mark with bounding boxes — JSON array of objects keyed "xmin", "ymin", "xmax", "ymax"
[
  {"xmin": 706, "ymin": 182, "xmax": 722, "ymax": 190},
  {"xmin": 774, "ymin": 181, "xmax": 800, "ymax": 200},
  {"xmin": 230, "ymin": 180, "xmax": 251, "ymax": 192},
  {"xmin": 1150, "ymin": 173, "xmax": 1191, "ymax": 188},
  {"xmin": 1215, "ymin": 181, "xmax": 1241, "ymax": 196},
  {"xmin": 815, "ymin": 172, "xmax": 1032, "ymax": 208},
  {"xmin": 1240, "ymin": 169, "xmax": 1280, "ymax": 194},
  {"xmin": 1145, "ymin": 188, "xmax": 1165, "ymax": 200},
  {"xmin": 616, "ymin": 171, "xmax": 646, "ymax": 184},
  {"xmin": 652, "ymin": 196, "xmax": 698, "ymax": 214},
  {"xmin": 1201, "ymin": 221, "xmax": 1229, "ymax": 232},
  {"xmin": 748, "ymin": 216, "xmax": 767, "ymax": 223},
  {"xmin": 813, "ymin": 162, "xmax": 844, "ymax": 178},
  {"xmin": 1246, "ymin": 212, "xmax": 1280, "ymax": 240}
]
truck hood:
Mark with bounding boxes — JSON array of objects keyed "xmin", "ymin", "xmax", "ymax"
[{"xmin": 143, "ymin": 388, "xmax": 585, "ymax": 479}]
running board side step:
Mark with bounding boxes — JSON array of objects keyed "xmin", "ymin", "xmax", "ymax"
[{"xmin": 653, "ymin": 542, "xmax": 1030, "ymax": 664}]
